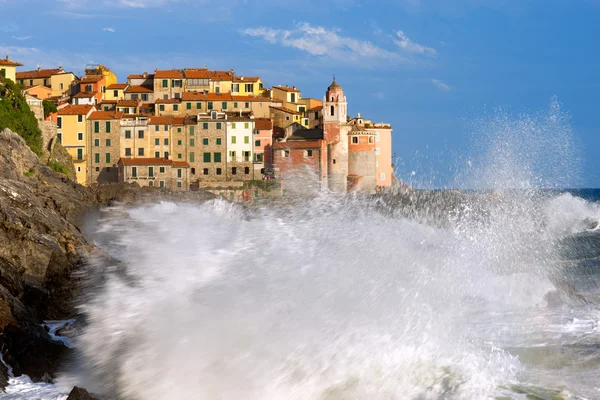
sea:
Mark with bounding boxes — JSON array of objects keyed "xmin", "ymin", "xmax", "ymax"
[{"xmin": 2, "ymin": 100, "xmax": 600, "ymax": 399}]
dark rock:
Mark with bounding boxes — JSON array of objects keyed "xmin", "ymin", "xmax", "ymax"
[{"xmin": 67, "ymin": 386, "xmax": 99, "ymax": 400}]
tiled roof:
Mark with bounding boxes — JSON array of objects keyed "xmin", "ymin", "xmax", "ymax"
[
  {"xmin": 148, "ymin": 116, "xmax": 174, "ymax": 124},
  {"xmin": 172, "ymin": 161, "xmax": 190, "ymax": 168},
  {"xmin": 206, "ymin": 93, "xmax": 232, "ymax": 101},
  {"xmin": 16, "ymin": 68, "xmax": 63, "ymax": 79},
  {"xmin": 80, "ymin": 76, "xmax": 104, "ymax": 84},
  {"xmin": 0, "ymin": 56, "xmax": 22, "ymax": 67},
  {"xmin": 155, "ymin": 98, "xmax": 181, "ymax": 104},
  {"xmin": 181, "ymin": 92, "xmax": 207, "ymax": 101},
  {"xmin": 88, "ymin": 111, "xmax": 124, "ymax": 120},
  {"xmin": 254, "ymin": 118, "xmax": 273, "ymax": 130},
  {"xmin": 173, "ymin": 117, "xmax": 185, "ymax": 125},
  {"xmin": 272, "ymin": 85, "xmax": 300, "ymax": 93},
  {"xmin": 117, "ymin": 100, "xmax": 139, "ymax": 107},
  {"xmin": 125, "ymin": 85, "xmax": 154, "ymax": 93},
  {"xmin": 99, "ymin": 100, "xmax": 118, "ymax": 104},
  {"xmin": 231, "ymin": 95, "xmax": 269, "ymax": 102},
  {"xmin": 73, "ymin": 91, "xmax": 97, "ymax": 98},
  {"xmin": 269, "ymin": 106, "xmax": 299, "ymax": 115},
  {"xmin": 233, "ymin": 76, "xmax": 260, "ymax": 83},
  {"xmin": 128, "ymin": 73, "xmax": 154, "ymax": 79},
  {"xmin": 184, "ymin": 69, "xmax": 211, "ymax": 79},
  {"xmin": 107, "ymin": 83, "xmax": 128, "ymax": 90},
  {"xmin": 227, "ymin": 116, "xmax": 254, "ymax": 122},
  {"xmin": 120, "ymin": 157, "xmax": 173, "ymax": 166},
  {"xmin": 272, "ymin": 140, "xmax": 323, "ymax": 149},
  {"xmin": 57, "ymin": 104, "xmax": 94, "ymax": 115},
  {"xmin": 154, "ymin": 70, "xmax": 184, "ymax": 79}
]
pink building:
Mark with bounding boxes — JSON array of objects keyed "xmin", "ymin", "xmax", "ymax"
[{"xmin": 253, "ymin": 118, "xmax": 274, "ymax": 177}]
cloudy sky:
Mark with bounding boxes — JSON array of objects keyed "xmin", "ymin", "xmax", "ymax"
[{"xmin": 2, "ymin": 0, "xmax": 599, "ymax": 187}]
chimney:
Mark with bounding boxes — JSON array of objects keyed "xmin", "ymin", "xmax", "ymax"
[
  {"xmin": 5, "ymin": 55, "xmax": 9, "ymax": 61},
  {"xmin": 293, "ymin": 86, "xmax": 296, "ymax": 90},
  {"xmin": 143, "ymin": 72, "xmax": 148, "ymax": 78},
  {"xmin": 37, "ymin": 66, "xmax": 41, "ymax": 71}
]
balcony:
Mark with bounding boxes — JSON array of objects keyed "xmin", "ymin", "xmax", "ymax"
[{"xmin": 120, "ymin": 119, "xmax": 148, "ymax": 127}]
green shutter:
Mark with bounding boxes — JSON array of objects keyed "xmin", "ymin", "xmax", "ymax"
[
  {"xmin": 190, "ymin": 126, "xmax": 195, "ymax": 135},
  {"xmin": 207, "ymin": 102, "xmax": 213, "ymax": 110},
  {"xmin": 178, "ymin": 153, "xmax": 182, "ymax": 159},
  {"xmin": 105, "ymin": 153, "xmax": 110, "ymax": 163},
  {"xmin": 178, "ymin": 140, "xmax": 182, "ymax": 145},
  {"xmin": 77, "ymin": 148, "xmax": 83, "ymax": 160},
  {"xmin": 255, "ymin": 140, "xmax": 260, "ymax": 147},
  {"xmin": 203, "ymin": 138, "xmax": 208, "ymax": 145},
  {"xmin": 214, "ymin": 152, "xmax": 221, "ymax": 162},
  {"xmin": 196, "ymin": 102, "xmax": 201, "ymax": 109},
  {"xmin": 190, "ymin": 152, "xmax": 195, "ymax": 162},
  {"xmin": 173, "ymin": 104, "xmax": 178, "ymax": 111},
  {"xmin": 216, "ymin": 123, "xmax": 221, "ymax": 129},
  {"xmin": 203, "ymin": 123, "xmax": 208, "ymax": 129},
  {"xmin": 203, "ymin": 152, "xmax": 211, "ymax": 162},
  {"xmin": 216, "ymin": 138, "xmax": 222, "ymax": 145},
  {"xmin": 160, "ymin": 105, "xmax": 165, "ymax": 111},
  {"xmin": 233, "ymin": 102, "xmax": 238, "ymax": 108},
  {"xmin": 162, "ymin": 80, "xmax": 168, "ymax": 88},
  {"xmin": 155, "ymin": 138, "xmax": 160, "ymax": 145},
  {"xmin": 94, "ymin": 121, "xmax": 99, "ymax": 133},
  {"xmin": 95, "ymin": 153, "xmax": 100, "ymax": 163},
  {"xmin": 231, "ymin": 136, "xmax": 236, "ymax": 144},
  {"xmin": 190, "ymin": 139, "xmax": 195, "ymax": 146},
  {"xmin": 244, "ymin": 136, "xmax": 249, "ymax": 144},
  {"xmin": 106, "ymin": 122, "xmax": 110, "ymax": 133},
  {"xmin": 187, "ymin": 103, "xmax": 191, "ymax": 110},
  {"xmin": 222, "ymin": 102, "xmax": 227, "ymax": 110}
]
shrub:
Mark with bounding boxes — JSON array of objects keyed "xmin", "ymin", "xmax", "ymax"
[
  {"xmin": 48, "ymin": 159, "xmax": 69, "ymax": 175},
  {"xmin": 43, "ymin": 100, "xmax": 57, "ymax": 118}
]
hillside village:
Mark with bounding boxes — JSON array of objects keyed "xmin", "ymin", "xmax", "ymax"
[{"xmin": 0, "ymin": 56, "xmax": 395, "ymax": 198}]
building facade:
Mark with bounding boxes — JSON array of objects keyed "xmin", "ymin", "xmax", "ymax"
[
  {"xmin": 57, "ymin": 104, "xmax": 95, "ymax": 184},
  {"xmin": 87, "ymin": 111, "xmax": 124, "ymax": 183},
  {"xmin": 0, "ymin": 56, "xmax": 23, "ymax": 82}
]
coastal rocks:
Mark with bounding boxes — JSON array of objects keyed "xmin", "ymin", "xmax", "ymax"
[{"xmin": 66, "ymin": 386, "xmax": 99, "ymax": 400}]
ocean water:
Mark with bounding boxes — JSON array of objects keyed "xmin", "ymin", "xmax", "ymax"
[{"xmin": 3, "ymin": 100, "xmax": 600, "ymax": 399}]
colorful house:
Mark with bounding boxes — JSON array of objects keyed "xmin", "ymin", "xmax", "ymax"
[
  {"xmin": 253, "ymin": 118, "xmax": 273, "ymax": 177},
  {"xmin": 226, "ymin": 116, "xmax": 255, "ymax": 181},
  {"xmin": 56, "ymin": 105, "xmax": 96, "ymax": 184},
  {"xmin": 16, "ymin": 67, "xmax": 77, "ymax": 97},
  {"xmin": 105, "ymin": 83, "xmax": 128, "ymax": 101},
  {"xmin": 79, "ymin": 75, "xmax": 105, "ymax": 104},
  {"xmin": 87, "ymin": 111, "xmax": 124, "ymax": 183},
  {"xmin": 23, "ymin": 85, "xmax": 53, "ymax": 100},
  {"xmin": 0, "ymin": 55, "xmax": 22, "ymax": 82}
]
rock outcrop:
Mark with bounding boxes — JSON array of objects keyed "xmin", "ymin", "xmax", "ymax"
[
  {"xmin": 0, "ymin": 127, "xmax": 214, "ymax": 391},
  {"xmin": 66, "ymin": 386, "xmax": 99, "ymax": 400}
]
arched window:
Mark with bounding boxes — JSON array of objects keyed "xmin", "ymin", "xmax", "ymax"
[
  {"xmin": 330, "ymin": 105, "xmax": 335, "ymax": 116},
  {"xmin": 331, "ymin": 96, "xmax": 334, "ymax": 101}
]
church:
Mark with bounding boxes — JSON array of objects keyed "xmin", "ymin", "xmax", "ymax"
[{"xmin": 272, "ymin": 79, "xmax": 393, "ymax": 193}]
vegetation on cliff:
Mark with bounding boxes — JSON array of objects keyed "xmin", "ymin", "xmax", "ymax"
[{"xmin": 0, "ymin": 76, "xmax": 43, "ymax": 155}]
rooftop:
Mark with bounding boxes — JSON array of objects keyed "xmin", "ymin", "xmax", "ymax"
[
  {"xmin": 57, "ymin": 104, "xmax": 94, "ymax": 116},
  {"xmin": 107, "ymin": 83, "xmax": 129, "ymax": 90},
  {"xmin": 73, "ymin": 91, "xmax": 97, "ymax": 98},
  {"xmin": 16, "ymin": 68, "xmax": 64, "ymax": 80},
  {"xmin": 125, "ymin": 85, "xmax": 154, "ymax": 94},
  {"xmin": 0, "ymin": 56, "xmax": 22, "ymax": 67},
  {"xmin": 273, "ymin": 85, "xmax": 300, "ymax": 93},
  {"xmin": 88, "ymin": 111, "xmax": 124, "ymax": 120},
  {"xmin": 154, "ymin": 69, "xmax": 184, "ymax": 79}
]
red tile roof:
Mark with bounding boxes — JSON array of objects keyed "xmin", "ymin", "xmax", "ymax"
[
  {"xmin": 88, "ymin": 111, "xmax": 124, "ymax": 120},
  {"xmin": 120, "ymin": 157, "xmax": 173, "ymax": 166},
  {"xmin": 73, "ymin": 91, "xmax": 97, "ymax": 98},
  {"xmin": 107, "ymin": 83, "xmax": 128, "ymax": 90},
  {"xmin": 80, "ymin": 76, "xmax": 104, "ymax": 84},
  {"xmin": 269, "ymin": 106, "xmax": 299, "ymax": 115},
  {"xmin": 206, "ymin": 93, "xmax": 232, "ymax": 101},
  {"xmin": 128, "ymin": 73, "xmax": 154, "ymax": 79},
  {"xmin": 172, "ymin": 161, "xmax": 190, "ymax": 168},
  {"xmin": 273, "ymin": 85, "xmax": 300, "ymax": 93},
  {"xmin": 57, "ymin": 104, "xmax": 94, "ymax": 115},
  {"xmin": 117, "ymin": 100, "xmax": 139, "ymax": 107},
  {"xmin": 309, "ymin": 106, "xmax": 322, "ymax": 112},
  {"xmin": 254, "ymin": 118, "xmax": 273, "ymax": 131},
  {"xmin": 231, "ymin": 95, "xmax": 269, "ymax": 102},
  {"xmin": 227, "ymin": 116, "xmax": 254, "ymax": 122},
  {"xmin": 0, "ymin": 56, "xmax": 22, "ymax": 67},
  {"xmin": 181, "ymin": 92, "xmax": 207, "ymax": 101},
  {"xmin": 155, "ymin": 98, "xmax": 181, "ymax": 104},
  {"xmin": 16, "ymin": 68, "xmax": 63, "ymax": 79},
  {"xmin": 125, "ymin": 85, "xmax": 153, "ymax": 93},
  {"xmin": 148, "ymin": 116, "xmax": 174, "ymax": 124},
  {"xmin": 184, "ymin": 69, "xmax": 211, "ymax": 79},
  {"xmin": 233, "ymin": 76, "xmax": 261, "ymax": 83},
  {"xmin": 154, "ymin": 70, "xmax": 184, "ymax": 79}
]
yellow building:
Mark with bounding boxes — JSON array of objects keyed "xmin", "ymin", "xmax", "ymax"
[
  {"xmin": 84, "ymin": 65, "xmax": 117, "ymax": 89},
  {"xmin": 105, "ymin": 83, "xmax": 128, "ymax": 101},
  {"xmin": 16, "ymin": 67, "xmax": 77, "ymax": 96},
  {"xmin": 0, "ymin": 56, "xmax": 22, "ymax": 82},
  {"xmin": 232, "ymin": 76, "xmax": 263, "ymax": 96},
  {"xmin": 272, "ymin": 85, "xmax": 301, "ymax": 105},
  {"xmin": 57, "ymin": 104, "xmax": 96, "ymax": 184}
]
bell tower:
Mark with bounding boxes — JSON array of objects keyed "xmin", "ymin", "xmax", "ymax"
[
  {"xmin": 323, "ymin": 76, "xmax": 347, "ymax": 144},
  {"xmin": 322, "ymin": 76, "xmax": 349, "ymax": 193}
]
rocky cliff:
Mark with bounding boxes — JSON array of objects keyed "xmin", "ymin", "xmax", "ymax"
[{"xmin": 0, "ymin": 127, "xmax": 214, "ymax": 391}]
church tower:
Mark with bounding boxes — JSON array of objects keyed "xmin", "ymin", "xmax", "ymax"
[{"xmin": 323, "ymin": 77, "xmax": 348, "ymax": 193}]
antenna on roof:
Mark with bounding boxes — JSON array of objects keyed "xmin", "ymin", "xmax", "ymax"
[{"xmin": 333, "ymin": 74, "xmax": 336, "ymax": 82}]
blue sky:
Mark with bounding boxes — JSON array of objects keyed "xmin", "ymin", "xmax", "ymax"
[{"xmin": 1, "ymin": 0, "xmax": 599, "ymax": 188}]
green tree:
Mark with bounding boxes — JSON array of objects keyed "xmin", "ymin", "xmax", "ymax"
[{"xmin": 43, "ymin": 100, "xmax": 57, "ymax": 118}]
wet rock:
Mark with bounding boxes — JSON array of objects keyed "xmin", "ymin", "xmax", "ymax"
[{"xmin": 67, "ymin": 386, "xmax": 99, "ymax": 400}]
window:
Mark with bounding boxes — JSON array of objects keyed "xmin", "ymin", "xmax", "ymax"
[
  {"xmin": 202, "ymin": 138, "xmax": 208, "ymax": 145},
  {"xmin": 162, "ymin": 79, "xmax": 168, "ymax": 88},
  {"xmin": 216, "ymin": 168, "xmax": 222, "ymax": 175},
  {"xmin": 155, "ymin": 151, "xmax": 160, "ymax": 157},
  {"xmin": 284, "ymin": 150, "xmax": 290, "ymax": 158},
  {"xmin": 77, "ymin": 132, "xmax": 83, "ymax": 141},
  {"xmin": 233, "ymin": 102, "xmax": 238, "ymax": 108},
  {"xmin": 214, "ymin": 152, "xmax": 221, "ymax": 162},
  {"xmin": 164, "ymin": 151, "xmax": 169, "ymax": 158},
  {"xmin": 231, "ymin": 136, "xmax": 237, "ymax": 144},
  {"xmin": 244, "ymin": 122, "xmax": 249, "ymax": 129},
  {"xmin": 131, "ymin": 94, "xmax": 139, "ymax": 100},
  {"xmin": 216, "ymin": 122, "xmax": 222, "ymax": 129},
  {"xmin": 376, "ymin": 148, "xmax": 380, "ymax": 155},
  {"xmin": 368, "ymin": 136, "xmax": 374, "ymax": 144},
  {"xmin": 299, "ymin": 106, "xmax": 305, "ymax": 113},
  {"xmin": 222, "ymin": 102, "xmax": 227, "ymax": 110},
  {"xmin": 105, "ymin": 153, "xmax": 111, "ymax": 163},
  {"xmin": 255, "ymin": 153, "xmax": 263, "ymax": 162},
  {"xmin": 77, "ymin": 148, "xmax": 83, "ymax": 161},
  {"xmin": 351, "ymin": 136, "xmax": 359, "ymax": 144},
  {"xmin": 330, "ymin": 105, "xmax": 335, "ymax": 116},
  {"xmin": 149, "ymin": 181, "xmax": 154, "ymax": 187},
  {"xmin": 155, "ymin": 138, "xmax": 160, "ymax": 145},
  {"xmin": 142, "ymin": 94, "xmax": 148, "ymax": 101},
  {"xmin": 173, "ymin": 104, "xmax": 179, "ymax": 111},
  {"xmin": 57, "ymin": 117, "xmax": 62, "ymax": 129},
  {"xmin": 380, "ymin": 173, "xmax": 386, "ymax": 181},
  {"xmin": 190, "ymin": 126, "xmax": 195, "ymax": 136},
  {"xmin": 203, "ymin": 152, "xmax": 211, "ymax": 162},
  {"xmin": 113, "ymin": 90, "xmax": 118, "ymax": 97},
  {"xmin": 125, "ymin": 148, "xmax": 131, "ymax": 156},
  {"xmin": 137, "ymin": 148, "xmax": 144, "ymax": 156},
  {"xmin": 159, "ymin": 105, "xmax": 165, "ymax": 112},
  {"xmin": 230, "ymin": 151, "xmax": 236, "ymax": 160},
  {"xmin": 232, "ymin": 167, "xmax": 237, "ymax": 175},
  {"xmin": 177, "ymin": 153, "xmax": 182, "ymax": 159},
  {"xmin": 190, "ymin": 139, "xmax": 195, "ymax": 146},
  {"xmin": 245, "ymin": 102, "xmax": 249, "ymax": 108},
  {"xmin": 177, "ymin": 140, "xmax": 182, "ymax": 146},
  {"xmin": 164, "ymin": 125, "xmax": 169, "ymax": 131},
  {"xmin": 187, "ymin": 102, "xmax": 191, "ymax": 110},
  {"xmin": 244, "ymin": 167, "xmax": 250, "ymax": 175},
  {"xmin": 177, "ymin": 169, "xmax": 182, "ymax": 178},
  {"xmin": 164, "ymin": 138, "xmax": 169, "ymax": 145},
  {"xmin": 189, "ymin": 152, "xmax": 195, "ymax": 162},
  {"xmin": 196, "ymin": 103, "xmax": 201, "ymax": 110},
  {"xmin": 245, "ymin": 83, "xmax": 254, "ymax": 92},
  {"xmin": 216, "ymin": 138, "xmax": 222, "ymax": 145},
  {"xmin": 57, "ymin": 133, "xmax": 62, "ymax": 143},
  {"xmin": 203, "ymin": 122, "xmax": 208, "ymax": 129},
  {"xmin": 125, "ymin": 130, "xmax": 132, "ymax": 139},
  {"xmin": 376, "ymin": 133, "xmax": 380, "ymax": 142},
  {"xmin": 95, "ymin": 153, "xmax": 100, "ymax": 163},
  {"xmin": 207, "ymin": 102, "xmax": 213, "ymax": 110},
  {"xmin": 138, "ymin": 130, "xmax": 144, "ymax": 139},
  {"xmin": 159, "ymin": 181, "xmax": 165, "ymax": 188},
  {"xmin": 191, "ymin": 168, "xmax": 196, "ymax": 175},
  {"xmin": 306, "ymin": 150, "xmax": 313, "ymax": 157},
  {"xmin": 94, "ymin": 139, "xmax": 100, "ymax": 146},
  {"xmin": 291, "ymin": 93, "xmax": 296, "ymax": 103},
  {"xmin": 160, "ymin": 167, "xmax": 165, "ymax": 173},
  {"xmin": 131, "ymin": 167, "xmax": 137, "ymax": 177},
  {"xmin": 106, "ymin": 139, "xmax": 111, "ymax": 146},
  {"xmin": 203, "ymin": 168, "xmax": 209, "ymax": 175},
  {"xmin": 155, "ymin": 125, "xmax": 160, "ymax": 131},
  {"xmin": 60, "ymin": 83, "xmax": 64, "ymax": 90},
  {"xmin": 315, "ymin": 111, "xmax": 319, "ymax": 119},
  {"xmin": 244, "ymin": 136, "xmax": 249, "ymax": 144},
  {"xmin": 244, "ymin": 151, "xmax": 251, "ymax": 161},
  {"xmin": 148, "ymin": 167, "xmax": 154, "ymax": 177},
  {"xmin": 232, "ymin": 123, "xmax": 236, "ymax": 129},
  {"xmin": 77, "ymin": 166, "xmax": 81, "ymax": 172},
  {"xmin": 106, "ymin": 122, "xmax": 111, "ymax": 133},
  {"xmin": 77, "ymin": 115, "xmax": 83, "ymax": 123},
  {"xmin": 255, "ymin": 140, "xmax": 261, "ymax": 147},
  {"xmin": 176, "ymin": 182, "xmax": 182, "ymax": 188},
  {"xmin": 232, "ymin": 83, "xmax": 239, "ymax": 92}
]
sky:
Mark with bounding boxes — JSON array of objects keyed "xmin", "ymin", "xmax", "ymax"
[{"xmin": 1, "ymin": 0, "xmax": 599, "ymax": 188}]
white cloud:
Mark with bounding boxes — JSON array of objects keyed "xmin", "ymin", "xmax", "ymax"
[
  {"xmin": 12, "ymin": 36, "xmax": 32, "ymax": 41},
  {"xmin": 431, "ymin": 79, "xmax": 451, "ymax": 92},
  {"xmin": 103, "ymin": 27, "xmax": 115, "ymax": 32},
  {"xmin": 394, "ymin": 31, "xmax": 436, "ymax": 56},
  {"xmin": 372, "ymin": 91, "xmax": 387, "ymax": 100},
  {"xmin": 242, "ymin": 23, "xmax": 425, "ymax": 66}
]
